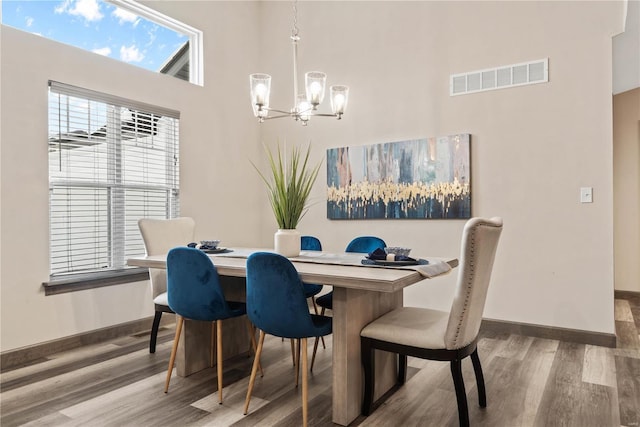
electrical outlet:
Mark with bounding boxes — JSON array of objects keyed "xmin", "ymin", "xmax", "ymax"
[{"xmin": 580, "ymin": 187, "xmax": 593, "ymax": 203}]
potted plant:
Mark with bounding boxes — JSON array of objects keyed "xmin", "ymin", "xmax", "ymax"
[{"xmin": 252, "ymin": 143, "xmax": 322, "ymax": 257}]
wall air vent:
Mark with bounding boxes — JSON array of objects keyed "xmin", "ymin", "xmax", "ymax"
[{"xmin": 450, "ymin": 58, "xmax": 548, "ymax": 96}]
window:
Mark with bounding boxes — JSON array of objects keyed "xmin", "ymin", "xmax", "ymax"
[
  {"xmin": 2, "ymin": 0, "xmax": 203, "ymax": 85},
  {"xmin": 48, "ymin": 81, "xmax": 180, "ymax": 281}
]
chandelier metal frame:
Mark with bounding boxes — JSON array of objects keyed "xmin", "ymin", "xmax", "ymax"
[{"xmin": 249, "ymin": 1, "xmax": 349, "ymax": 125}]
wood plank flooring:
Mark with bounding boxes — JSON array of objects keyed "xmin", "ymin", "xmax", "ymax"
[{"xmin": 1, "ymin": 293, "xmax": 639, "ymax": 427}]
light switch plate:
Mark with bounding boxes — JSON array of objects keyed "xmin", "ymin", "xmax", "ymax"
[{"xmin": 580, "ymin": 187, "xmax": 593, "ymax": 203}]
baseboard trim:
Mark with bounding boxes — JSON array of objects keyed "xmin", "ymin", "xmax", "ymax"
[
  {"xmin": 1, "ymin": 309, "xmax": 622, "ymax": 371},
  {"xmin": 615, "ymin": 289, "xmax": 640, "ymax": 299},
  {"xmin": 480, "ymin": 318, "xmax": 617, "ymax": 348},
  {"xmin": 1, "ymin": 314, "xmax": 175, "ymax": 371}
]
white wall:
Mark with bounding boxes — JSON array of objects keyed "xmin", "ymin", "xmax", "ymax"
[
  {"xmin": 613, "ymin": 88, "xmax": 640, "ymax": 292},
  {"xmin": 613, "ymin": 0, "xmax": 640, "ymax": 94},
  {"xmin": 0, "ymin": 1, "xmax": 624, "ymax": 352},
  {"xmin": 0, "ymin": 1, "xmax": 264, "ymax": 352},
  {"xmin": 257, "ymin": 1, "xmax": 622, "ymax": 335}
]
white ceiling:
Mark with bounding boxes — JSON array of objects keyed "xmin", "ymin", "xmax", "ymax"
[{"xmin": 613, "ymin": 0, "xmax": 640, "ymax": 94}]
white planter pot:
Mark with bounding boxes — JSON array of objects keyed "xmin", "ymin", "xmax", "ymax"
[{"xmin": 274, "ymin": 229, "xmax": 301, "ymax": 258}]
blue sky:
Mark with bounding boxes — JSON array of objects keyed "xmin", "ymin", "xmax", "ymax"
[{"xmin": 1, "ymin": 0, "xmax": 187, "ymax": 72}]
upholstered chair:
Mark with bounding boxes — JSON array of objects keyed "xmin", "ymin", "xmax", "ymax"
[
  {"xmin": 311, "ymin": 235, "xmax": 386, "ymax": 370},
  {"xmin": 138, "ymin": 217, "xmax": 195, "ymax": 353},
  {"xmin": 300, "ymin": 236, "xmax": 325, "ymax": 347},
  {"xmin": 164, "ymin": 247, "xmax": 258, "ymax": 404},
  {"xmin": 243, "ymin": 252, "xmax": 333, "ymax": 427},
  {"xmin": 359, "ymin": 217, "xmax": 503, "ymax": 427}
]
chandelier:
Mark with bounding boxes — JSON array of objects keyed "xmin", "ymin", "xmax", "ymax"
[{"xmin": 249, "ymin": 1, "xmax": 349, "ymax": 125}]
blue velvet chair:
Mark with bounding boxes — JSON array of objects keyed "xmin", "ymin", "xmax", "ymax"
[
  {"xmin": 301, "ymin": 236, "xmax": 325, "ymax": 349},
  {"xmin": 301, "ymin": 235, "xmax": 323, "ymax": 312},
  {"xmin": 311, "ymin": 236, "xmax": 386, "ymax": 370},
  {"xmin": 164, "ymin": 247, "xmax": 257, "ymax": 404},
  {"xmin": 243, "ymin": 252, "xmax": 332, "ymax": 427}
]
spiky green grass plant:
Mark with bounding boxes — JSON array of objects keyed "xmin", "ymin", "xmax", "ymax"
[{"xmin": 252, "ymin": 143, "xmax": 322, "ymax": 230}]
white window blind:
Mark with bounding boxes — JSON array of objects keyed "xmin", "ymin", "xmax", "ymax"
[{"xmin": 48, "ymin": 81, "xmax": 180, "ymax": 277}]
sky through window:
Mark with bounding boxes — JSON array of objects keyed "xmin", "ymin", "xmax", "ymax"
[{"xmin": 2, "ymin": 0, "xmax": 188, "ymax": 73}]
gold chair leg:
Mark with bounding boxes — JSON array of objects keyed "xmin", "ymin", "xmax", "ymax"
[
  {"xmin": 310, "ymin": 336, "xmax": 320, "ymax": 372},
  {"xmin": 245, "ymin": 319, "xmax": 263, "ymax": 377},
  {"xmin": 210, "ymin": 321, "xmax": 216, "ymax": 367},
  {"xmin": 311, "ymin": 299, "xmax": 326, "ymax": 350},
  {"xmin": 164, "ymin": 316, "xmax": 184, "ymax": 393},
  {"xmin": 244, "ymin": 330, "xmax": 266, "ymax": 415},
  {"xmin": 301, "ymin": 337, "xmax": 308, "ymax": 427},
  {"xmin": 290, "ymin": 339, "xmax": 296, "ymax": 366},
  {"xmin": 217, "ymin": 320, "xmax": 223, "ymax": 404},
  {"xmin": 295, "ymin": 338, "xmax": 301, "ymax": 387}
]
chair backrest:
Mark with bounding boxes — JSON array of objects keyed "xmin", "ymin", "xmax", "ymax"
[
  {"xmin": 345, "ymin": 236, "xmax": 386, "ymax": 253},
  {"xmin": 166, "ymin": 247, "xmax": 233, "ymax": 321},
  {"xmin": 301, "ymin": 235, "xmax": 322, "ymax": 251},
  {"xmin": 138, "ymin": 217, "xmax": 196, "ymax": 299},
  {"xmin": 444, "ymin": 217, "xmax": 503, "ymax": 350},
  {"xmin": 246, "ymin": 252, "xmax": 320, "ymax": 339}
]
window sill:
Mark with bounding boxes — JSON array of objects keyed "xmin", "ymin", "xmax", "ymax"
[{"xmin": 43, "ymin": 268, "xmax": 150, "ymax": 296}]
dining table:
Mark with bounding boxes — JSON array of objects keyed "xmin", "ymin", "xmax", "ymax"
[{"xmin": 128, "ymin": 248, "xmax": 458, "ymax": 426}]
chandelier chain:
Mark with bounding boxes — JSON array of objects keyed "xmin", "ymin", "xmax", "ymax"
[{"xmin": 291, "ymin": 0, "xmax": 299, "ymax": 38}]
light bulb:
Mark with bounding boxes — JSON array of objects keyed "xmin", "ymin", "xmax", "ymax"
[
  {"xmin": 254, "ymin": 84, "xmax": 266, "ymax": 105},
  {"xmin": 305, "ymin": 72, "xmax": 326, "ymax": 107},
  {"xmin": 333, "ymin": 94, "xmax": 345, "ymax": 113}
]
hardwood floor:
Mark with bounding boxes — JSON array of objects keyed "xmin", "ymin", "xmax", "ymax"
[{"xmin": 1, "ymin": 293, "xmax": 639, "ymax": 427}]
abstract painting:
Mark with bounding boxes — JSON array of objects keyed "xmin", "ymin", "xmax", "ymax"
[{"xmin": 326, "ymin": 134, "xmax": 471, "ymax": 219}]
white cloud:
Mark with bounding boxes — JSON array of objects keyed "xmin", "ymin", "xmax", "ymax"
[
  {"xmin": 112, "ymin": 7, "xmax": 140, "ymax": 26},
  {"xmin": 92, "ymin": 47, "xmax": 112, "ymax": 56},
  {"xmin": 120, "ymin": 45, "xmax": 144, "ymax": 63},
  {"xmin": 54, "ymin": 0, "xmax": 72, "ymax": 15},
  {"xmin": 26, "ymin": 17, "xmax": 34, "ymax": 27},
  {"xmin": 56, "ymin": 0, "xmax": 103, "ymax": 22}
]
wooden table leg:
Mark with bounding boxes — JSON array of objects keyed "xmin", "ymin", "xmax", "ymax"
[
  {"xmin": 331, "ymin": 287, "xmax": 402, "ymax": 426},
  {"xmin": 176, "ymin": 276, "xmax": 251, "ymax": 377}
]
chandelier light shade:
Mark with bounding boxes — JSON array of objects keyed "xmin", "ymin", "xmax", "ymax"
[
  {"xmin": 330, "ymin": 85, "xmax": 349, "ymax": 115},
  {"xmin": 250, "ymin": 73, "xmax": 271, "ymax": 119},
  {"xmin": 249, "ymin": 1, "xmax": 349, "ymax": 125}
]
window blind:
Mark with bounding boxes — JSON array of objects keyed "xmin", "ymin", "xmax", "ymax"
[{"xmin": 48, "ymin": 81, "xmax": 180, "ymax": 277}]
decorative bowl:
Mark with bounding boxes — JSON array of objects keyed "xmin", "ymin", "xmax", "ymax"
[
  {"xmin": 200, "ymin": 240, "xmax": 221, "ymax": 248},
  {"xmin": 384, "ymin": 247, "xmax": 411, "ymax": 257}
]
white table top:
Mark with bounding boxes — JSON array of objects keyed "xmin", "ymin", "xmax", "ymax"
[{"xmin": 127, "ymin": 248, "xmax": 458, "ymax": 293}]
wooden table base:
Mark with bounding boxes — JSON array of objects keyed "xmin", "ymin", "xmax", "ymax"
[{"xmin": 331, "ymin": 286, "xmax": 402, "ymax": 426}]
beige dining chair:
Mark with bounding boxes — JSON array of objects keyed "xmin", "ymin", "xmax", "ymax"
[
  {"xmin": 359, "ymin": 217, "xmax": 503, "ymax": 427},
  {"xmin": 138, "ymin": 217, "xmax": 196, "ymax": 353}
]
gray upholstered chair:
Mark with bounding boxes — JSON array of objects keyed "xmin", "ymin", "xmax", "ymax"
[
  {"xmin": 360, "ymin": 217, "xmax": 503, "ymax": 427},
  {"xmin": 138, "ymin": 217, "xmax": 196, "ymax": 353}
]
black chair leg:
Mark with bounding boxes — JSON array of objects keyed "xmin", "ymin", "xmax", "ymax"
[
  {"xmin": 470, "ymin": 349, "xmax": 487, "ymax": 407},
  {"xmin": 450, "ymin": 359, "xmax": 469, "ymax": 427},
  {"xmin": 150, "ymin": 310, "xmax": 163, "ymax": 353},
  {"xmin": 398, "ymin": 354, "xmax": 408, "ymax": 385},
  {"xmin": 361, "ymin": 337, "xmax": 375, "ymax": 416}
]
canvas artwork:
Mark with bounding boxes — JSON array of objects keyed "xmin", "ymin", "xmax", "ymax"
[{"xmin": 326, "ymin": 134, "xmax": 471, "ymax": 219}]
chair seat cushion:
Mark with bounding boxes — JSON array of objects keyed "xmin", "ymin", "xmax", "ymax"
[
  {"xmin": 316, "ymin": 292, "xmax": 333, "ymax": 310},
  {"xmin": 303, "ymin": 283, "xmax": 323, "ymax": 298},
  {"xmin": 310, "ymin": 314, "xmax": 333, "ymax": 337},
  {"xmin": 225, "ymin": 301, "xmax": 248, "ymax": 319},
  {"xmin": 153, "ymin": 292, "xmax": 169, "ymax": 307},
  {"xmin": 361, "ymin": 307, "xmax": 449, "ymax": 349}
]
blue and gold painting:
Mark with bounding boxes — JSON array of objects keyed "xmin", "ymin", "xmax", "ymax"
[{"xmin": 327, "ymin": 134, "xmax": 471, "ymax": 219}]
